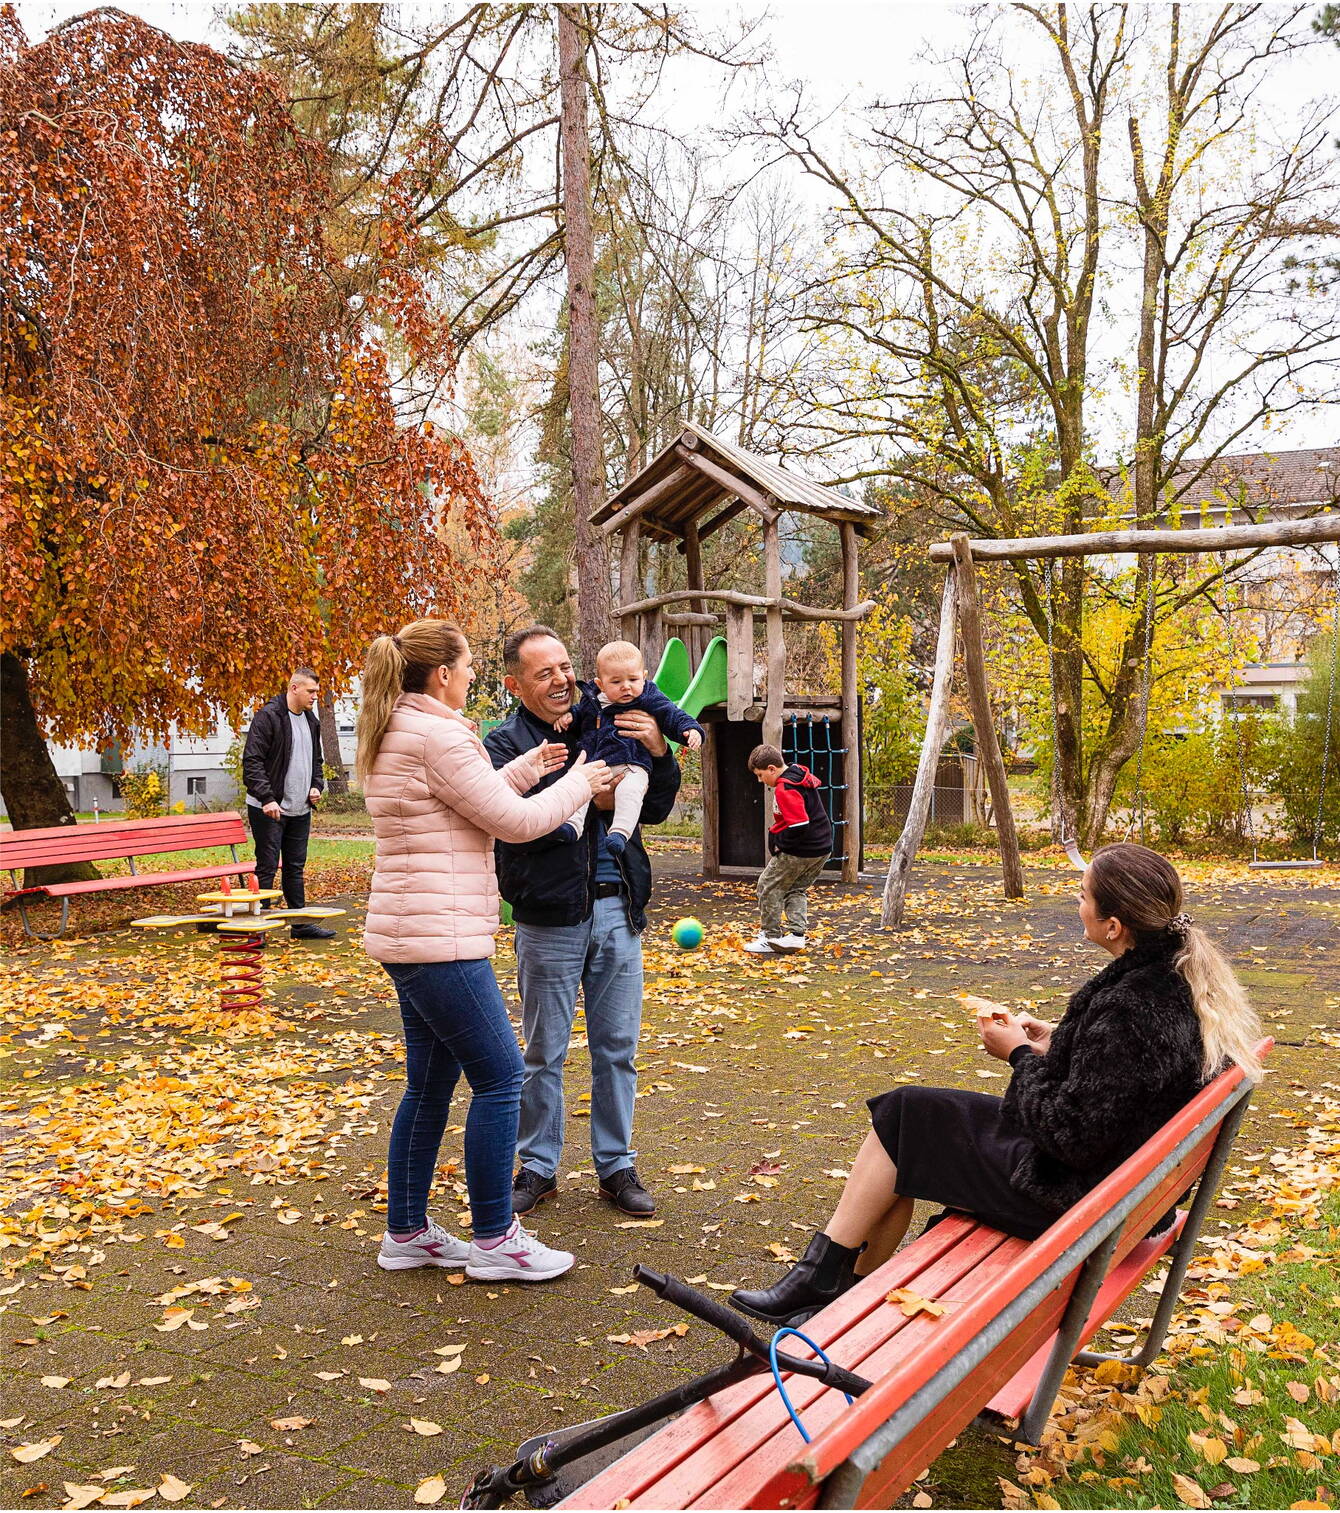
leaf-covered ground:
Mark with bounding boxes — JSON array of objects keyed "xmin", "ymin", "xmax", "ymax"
[{"xmin": 2, "ymin": 857, "xmax": 1336, "ymax": 1510}]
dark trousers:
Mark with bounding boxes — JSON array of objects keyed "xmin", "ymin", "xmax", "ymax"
[{"xmin": 247, "ymin": 806, "xmax": 310, "ymax": 909}]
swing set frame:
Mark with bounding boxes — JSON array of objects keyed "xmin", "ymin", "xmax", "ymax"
[{"xmin": 882, "ymin": 514, "xmax": 1340, "ymax": 928}]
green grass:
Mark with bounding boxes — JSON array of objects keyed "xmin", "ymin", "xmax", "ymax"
[{"xmin": 1046, "ymin": 1194, "xmax": 1340, "ymax": 1510}]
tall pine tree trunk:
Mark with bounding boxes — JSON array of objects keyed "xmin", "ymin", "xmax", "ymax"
[
  {"xmin": 0, "ymin": 651, "xmax": 100, "ymax": 885},
  {"xmin": 557, "ymin": 4, "xmax": 611, "ymax": 671}
]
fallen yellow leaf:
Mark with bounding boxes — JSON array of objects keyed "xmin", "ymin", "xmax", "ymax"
[
  {"xmin": 408, "ymin": 1419, "xmax": 443, "ymax": 1437},
  {"xmin": 885, "ymin": 1287, "xmax": 947, "ymax": 1319},
  {"xmin": 10, "ymin": 1438, "xmax": 61, "ymax": 1464},
  {"xmin": 414, "ymin": 1476, "xmax": 448, "ymax": 1506},
  {"xmin": 1170, "ymin": 1473, "xmax": 1212, "ymax": 1509}
]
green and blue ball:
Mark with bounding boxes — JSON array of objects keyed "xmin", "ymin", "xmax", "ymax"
[{"xmin": 670, "ymin": 916, "xmax": 705, "ymax": 951}]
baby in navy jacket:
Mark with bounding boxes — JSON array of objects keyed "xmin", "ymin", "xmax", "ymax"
[{"xmin": 557, "ymin": 640, "xmax": 704, "ymax": 855}]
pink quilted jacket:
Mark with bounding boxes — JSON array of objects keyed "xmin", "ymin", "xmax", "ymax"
[{"xmin": 362, "ymin": 693, "xmax": 589, "ymax": 963}]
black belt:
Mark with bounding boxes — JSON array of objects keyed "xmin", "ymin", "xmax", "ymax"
[{"xmin": 593, "ymin": 882, "xmax": 625, "ymax": 899}]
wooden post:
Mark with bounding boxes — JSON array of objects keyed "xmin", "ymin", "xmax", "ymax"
[
  {"xmin": 619, "ymin": 521, "xmax": 641, "ymax": 641},
  {"xmin": 644, "ymin": 605, "xmax": 665, "ymax": 676},
  {"xmin": 683, "ymin": 517, "xmax": 705, "ymax": 666},
  {"xmin": 763, "ymin": 518, "xmax": 785, "ymax": 751},
  {"xmin": 725, "ymin": 603, "xmax": 752, "ymax": 719},
  {"xmin": 701, "ymin": 725, "xmax": 720, "ymax": 879},
  {"xmin": 839, "ymin": 522, "xmax": 861, "ymax": 881},
  {"xmin": 763, "ymin": 517, "xmax": 785, "ymax": 841},
  {"xmin": 882, "ymin": 566, "xmax": 958, "ymax": 928},
  {"xmin": 950, "ymin": 534, "xmax": 1025, "ymax": 900}
]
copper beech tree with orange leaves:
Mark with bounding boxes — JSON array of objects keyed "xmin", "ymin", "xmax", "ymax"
[{"xmin": 0, "ymin": 7, "xmax": 487, "ymax": 869}]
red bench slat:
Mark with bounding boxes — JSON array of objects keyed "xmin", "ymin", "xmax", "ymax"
[
  {"xmin": 20, "ymin": 861, "xmax": 256, "ymax": 898},
  {"xmin": 567, "ymin": 1218, "xmax": 977, "ymax": 1509},
  {"xmin": 691, "ymin": 1230, "xmax": 1032, "ymax": 1510},
  {"xmin": 571, "ymin": 1220, "xmax": 1007, "ymax": 1510},
  {"xmin": 2, "ymin": 813, "xmax": 248, "ymax": 870}
]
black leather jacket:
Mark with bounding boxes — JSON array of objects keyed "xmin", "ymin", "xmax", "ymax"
[{"xmin": 483, "ymin": 703, "xmax": 680, "ymax": 932}]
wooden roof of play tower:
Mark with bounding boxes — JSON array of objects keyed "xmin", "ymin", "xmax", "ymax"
[{"xmin": 591, "ymin": 421, "xmax": 883, "ymax": 543}]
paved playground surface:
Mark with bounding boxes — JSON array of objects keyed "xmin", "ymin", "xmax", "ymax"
[{"xmin": 2, "ymin": 860, "xmax": 1336, "ymax": 1509}]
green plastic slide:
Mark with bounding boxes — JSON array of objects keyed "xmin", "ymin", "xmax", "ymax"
[
  {"xmin": 652, "ymin": 637, "xmax": 693, "ymax": 703},
  {"xmin": 649, "ymin": 634, "xmax": 728, "ymax": 745},
  {"xmin": 679, "ymin": 635, "xmax": 728, "ymax": 721}
]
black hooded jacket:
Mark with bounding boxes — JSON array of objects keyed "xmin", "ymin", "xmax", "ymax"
[{"xmin": 1001, "ymin": 934, "xmax": 1208, "ymax": 1214}]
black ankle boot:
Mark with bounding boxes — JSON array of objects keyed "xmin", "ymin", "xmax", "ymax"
[{"xmin": 728, "ymin": 1232, "xmax": 862, "ymax": 1326}]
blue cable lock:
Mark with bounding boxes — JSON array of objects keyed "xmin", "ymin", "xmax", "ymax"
[{"xmin": 768, "ymin": 1326, "xmax": 856, "ymax": 1443}]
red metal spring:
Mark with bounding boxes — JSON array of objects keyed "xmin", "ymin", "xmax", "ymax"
[{"xmin": 219, "ymin": 932, "xmax": 266, "ymax": 1012}]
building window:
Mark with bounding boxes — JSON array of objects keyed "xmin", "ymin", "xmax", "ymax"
[
  {"xmin": 1222, "ymin": 692, "xmax": 1278, "ymax": 713},
  {"xmin": 187, "ymin": 777, "xmax": 207, "ymax": 796}
]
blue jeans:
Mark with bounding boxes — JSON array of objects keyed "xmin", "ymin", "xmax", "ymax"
[
  {"xmin": 514, "ymin": 897, "xmax": 644, "ymax": 1180},
  {"xmin": 383, "ymin": 959, "xmax": 523, "ymax": 1239}
]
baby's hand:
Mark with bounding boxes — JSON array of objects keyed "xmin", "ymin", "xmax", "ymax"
[
  {"xmin": 554, "ymin": 712, "xmax": 573, "ymax": 732},
  {"xmin": 685, "ymin": 729, "xmax": 703, "ymax": 751}
]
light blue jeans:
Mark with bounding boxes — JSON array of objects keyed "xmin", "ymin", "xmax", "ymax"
[{"xmin": 513, "ymin": 897, "xmax": 644, "ymax": 1181}]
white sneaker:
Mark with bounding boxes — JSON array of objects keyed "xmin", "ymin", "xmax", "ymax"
[
  {"xmin": 773, "ymin": 934, "xmax": 806, "ymax": 952},
  {"xmin": 743, "ymin": 934, "xmax": 783, "ymax": 955},
  {"xmin": 466, "ymin": 1219, "xmax": 574, "ymax": 1283},
  {"xmin": 377, "ymin": 1218, "xmax": 470, "ymax": 1271}
]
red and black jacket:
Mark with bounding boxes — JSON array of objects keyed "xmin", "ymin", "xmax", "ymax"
[{"xmin": 768, "ymin": 764, "xmax": 833, "ymax": 857}]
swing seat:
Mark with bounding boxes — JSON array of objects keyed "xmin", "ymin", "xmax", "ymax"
[{"xmin": 1249, "ymin": 858, "xmax": 1323, "ymax": 870}]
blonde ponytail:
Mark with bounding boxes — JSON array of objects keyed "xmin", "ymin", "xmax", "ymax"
[
  {"xmin": 1174, "ymin": 926, "xmax": 1264, "ymax": 1082},
  {"xmin": 355, "ymin": 636, "xmax": 407, "ymax": 784},
  {"xmin": 1088, "ymin": 843, "xmax": 1263, "ymax": 1083},
  {"xmin": 355, "ymin": 618, "xmax": 469, "ymax": 784}
]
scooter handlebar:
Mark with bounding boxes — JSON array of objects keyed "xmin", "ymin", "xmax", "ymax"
[
  {"xmin": 633, "ymin": 1265, "xmax": 769, "ymax": 1354},
  {"xmin": 631, "ymin": 1266, "xmax": 871, "ymax": 1398}
]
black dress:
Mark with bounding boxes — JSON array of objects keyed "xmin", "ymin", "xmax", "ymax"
[{"xmin": 868, "ymin": 934, "xmax": 1208, "ymax": 1241}]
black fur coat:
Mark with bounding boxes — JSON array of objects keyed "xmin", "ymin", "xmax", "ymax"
[{"xmin": 1001, "ymin": 935, "xmax": 1206, "ymax": 1214}]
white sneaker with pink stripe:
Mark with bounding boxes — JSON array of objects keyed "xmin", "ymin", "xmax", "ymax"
[
  {"xmin": 377, "ymin": 1218, "xmax": 471, "ymax": 1271},
  {"xmin": 465, "ymin": 1218, "xmax": 573, "ymax": 1283}
]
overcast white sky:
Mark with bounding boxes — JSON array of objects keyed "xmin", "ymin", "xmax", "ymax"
[{"xmin": 17, "ymin": 1, "xmax": 1340, "ymax": 461}]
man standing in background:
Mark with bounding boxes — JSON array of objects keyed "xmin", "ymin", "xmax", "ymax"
[{"xmin": 242, "ymin": 668, "xmax": 334, "ymax": 940}]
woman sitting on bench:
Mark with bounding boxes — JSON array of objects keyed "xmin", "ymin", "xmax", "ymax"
[{"xmin": 731, "ymin": 843, "xmax": 1262, "ymax": 1327}]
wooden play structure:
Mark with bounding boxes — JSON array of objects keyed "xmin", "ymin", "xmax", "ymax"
[
  {"xmin": 592, "ymin": 423, "xmax": 882, "ymax": 881},
  {"xmin": 884, "ymin": 515, "xmax": 1340, "ymax": 927}
]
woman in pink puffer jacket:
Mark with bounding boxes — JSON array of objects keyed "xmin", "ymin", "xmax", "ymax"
[{"xmin": 356, "ymin": 619, "xmax": 610, "ymax": 1285}]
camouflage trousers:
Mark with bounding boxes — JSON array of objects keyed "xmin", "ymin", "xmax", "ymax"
[{"xmin": 757, "ymin": 851, "xmax": 829, "ymax": 938}]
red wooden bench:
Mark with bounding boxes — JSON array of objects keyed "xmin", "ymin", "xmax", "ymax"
[
  {"xmin": 2, "ymin": 813, "xmax": 256, "ymax": 939},
  {"xmin": 528, "ymin": 1043, "xmax": 1268, "ymax": 1511}
]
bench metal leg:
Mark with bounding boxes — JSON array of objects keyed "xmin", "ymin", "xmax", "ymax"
[
  {"xmin": 1018, "ymin": 1229, "xmax": 1119, "ymax": 1445},
  {"xmin": 16, "ymin": 894, "xmax": 69, "ymax": 941},
  {"xmin": 1073, "ymin": 1091, "xmax": 1252, "ymax": 1373}
]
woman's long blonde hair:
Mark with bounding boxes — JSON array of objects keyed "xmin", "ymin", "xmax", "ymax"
[
  {"xmin": 355, "ymin": 618, "xmax": 468, "ymax": 784},
  {"xmin": 1088, "ymin": 843, "xmax": 1262, "ymax": 1081}
]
